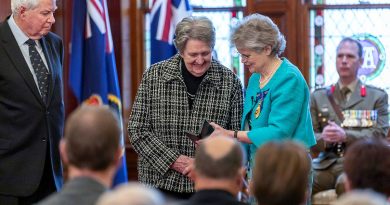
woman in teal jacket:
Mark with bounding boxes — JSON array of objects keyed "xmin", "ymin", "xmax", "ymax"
[{"xmin": 210, "ymin": 13, "xmax": 316, "ymax": 195}]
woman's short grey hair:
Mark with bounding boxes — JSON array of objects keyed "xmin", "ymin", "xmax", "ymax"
[
  {"xmin": 11, "ymin": 0, "xmax": 40, "ymax": 16},
  {"xmin": 232, "ymin": 13, "xmax": 286, "ymax": 56},
  {"xmin": 174, "ymin": 16, "xmax": 216, "ymax": 53}
]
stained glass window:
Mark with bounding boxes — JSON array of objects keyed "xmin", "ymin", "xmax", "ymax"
[
  {"xmin": 309, "ymin": 1, "xmax": 390, "ymax": 119},
  {"xmin": 312, "ymin": 0, "xmax": 390, "ymax": 5},
  {"xmin": 310, "ymin": 8, "xmax": 390, "ymax": 88}
]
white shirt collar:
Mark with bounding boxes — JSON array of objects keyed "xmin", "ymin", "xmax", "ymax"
[{"xmin": 7, "ymin": 14, "xmax": 30, "ymax": 46}]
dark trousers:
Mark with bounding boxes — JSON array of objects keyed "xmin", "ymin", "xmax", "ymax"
[{"xmin": 0, "ymin": 143, "xmax": 56, "ymax": 205}]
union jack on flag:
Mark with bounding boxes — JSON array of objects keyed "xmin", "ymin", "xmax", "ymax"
[
  {"xmin": 69, "ymin": 0, "xmax": 128, "ymax": 186},
  {"xmin": 150, "ymin": 0, "xmax": 192, "ymax": 64}
]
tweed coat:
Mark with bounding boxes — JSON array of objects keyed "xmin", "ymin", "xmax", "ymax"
[{"xmin": 128, "ymin": 54, "xmax": 243, "ymax": 193}]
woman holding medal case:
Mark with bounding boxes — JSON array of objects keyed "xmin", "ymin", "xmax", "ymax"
[{"xmin": 209, "ymin": 13, "xmax": 316, "ymax": 203}]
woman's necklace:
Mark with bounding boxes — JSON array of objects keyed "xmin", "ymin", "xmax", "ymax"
[
  {"xmin": 254, "ymin": 58, "xmax": 281, "ymax": 118},
  {"xmin": 259, "ymin": 58, "xmax": 281, "ymax": 89}
]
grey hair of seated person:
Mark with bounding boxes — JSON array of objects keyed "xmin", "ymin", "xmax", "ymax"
[{"xmin": 331, "ymin": 190, "xmax": 390, "ymax": 205}]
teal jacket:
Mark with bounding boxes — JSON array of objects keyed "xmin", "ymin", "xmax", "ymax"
[{"xmin": 242, "ymin": 58, "xmax": 316, "ymax": 166}]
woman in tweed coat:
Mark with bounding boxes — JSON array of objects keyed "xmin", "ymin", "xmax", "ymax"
[{"xmin": 128, "ymin": 16, "xmax": 243, "ymax": 200}]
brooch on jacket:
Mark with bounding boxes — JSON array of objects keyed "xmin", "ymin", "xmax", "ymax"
[{"xmin": 254, "ymin": 89, "xmax": 269, "ymax": 119}]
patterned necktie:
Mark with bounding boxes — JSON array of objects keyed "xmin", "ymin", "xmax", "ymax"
[{"xmin": 26, "ymin": 39, "xmax": 50, "ymax": 103}]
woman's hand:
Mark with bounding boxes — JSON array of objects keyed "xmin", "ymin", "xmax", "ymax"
[{"xmin": 209, "ymin": 122, "xmax": 233, "ymax": 138}]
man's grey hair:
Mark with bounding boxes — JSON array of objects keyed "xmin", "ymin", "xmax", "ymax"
[
  {"xmin": 11, "ymin": 0, "xmax": 57, "ymax": 16},
  {"xmin": 173, "ymin": 16, "xmax": 216, "ymax": 53},
  {"xmin": 11, "ymin": 0, "xmax": 38, "ymax": 15}
]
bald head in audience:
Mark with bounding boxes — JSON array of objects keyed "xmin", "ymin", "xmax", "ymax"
[{"xmin": 193, "ymin": 136, "xmax": 245, "ymax": 196}]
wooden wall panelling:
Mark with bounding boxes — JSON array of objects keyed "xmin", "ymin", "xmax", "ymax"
[
  {"xmin": 0, "ymin": 1, "xmax": 11, "ymax": 20},
  {"xmin": 296, "ymin": 0, "xmax": 310, "ymax": 82},
  {"xmin": 122, "ymin": 0, "xmax": 147, "ymax": 180}
]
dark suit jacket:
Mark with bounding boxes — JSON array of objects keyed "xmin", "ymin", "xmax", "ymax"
[
  {"xmin": 0, "ymin": 19, "xmax": 64, "ymax": 197},
  {"xmin": 181, "ymin": 190, "xmax": 248, "ymax": 205},
  {"xmin": 36, "ymin": 177, "xmax": 106, "ymax": 205}
]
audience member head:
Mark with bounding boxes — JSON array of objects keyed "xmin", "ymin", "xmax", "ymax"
[
  {"xmin": 335, "ymin": 37, "xmax": 363, "ymax": 85},
  {"xmin": 11, "ymin": 0, "xmax": 57, "ymax": 39},
  {"xmin": 61, "ymin": 105, "xmax": 121, "ymax": 179},
  {"xmin": 332, "ymin": 190, "xmax": 390, "ymax": 205},
  {"xmin": 96, "ymin": 182, "xmax": 165, "ymax": 205},
  {"xmin": 194, "ymin": 136, "xmax": 245, "ymax": 195},
  {"xmin": 232, "ymin": 13, "xmax": 286, "ymax": 57},
  {"xmin": 252, "ymin": 141, "xmax": 311, "ymax": 205},
  {"xmin": 344, "ymin": 138, "xmax": 390, "ymax": 197}
]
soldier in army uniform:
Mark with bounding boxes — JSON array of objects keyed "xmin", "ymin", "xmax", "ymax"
[{"xmin": 310, "ymin": 37, "xmax": 389, "ymax": 195}]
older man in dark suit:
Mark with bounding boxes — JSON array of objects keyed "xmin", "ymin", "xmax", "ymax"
[
  {"xmin": 0, "ymin": 0, "xmax": 64, "ymax": 204},
  {"xmin": 310, "ymin": 37, "xmax": 389, "ymax": 195}
]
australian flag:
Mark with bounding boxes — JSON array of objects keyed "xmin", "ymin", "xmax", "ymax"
[
  {"xmin": 69, "ymin": 0, "xmax": 128, "ymax": 186},
  {"xmin": 150, "ymin": 0, "xmax": 192, "ymax": 64}
]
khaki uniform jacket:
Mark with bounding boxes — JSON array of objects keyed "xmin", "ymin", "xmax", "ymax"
[{"xmin": 310, "ymin": 80, "xmax": 389, "ymax": 153}]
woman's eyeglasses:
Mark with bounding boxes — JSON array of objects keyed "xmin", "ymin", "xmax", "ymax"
[{"xmin": 240, "ymin": 53, "xmax": 251, "ymax": 60}]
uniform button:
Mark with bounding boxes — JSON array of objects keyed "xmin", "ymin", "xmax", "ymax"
[
  {"xmin": 46, "ymin": 111, "xmax": 50, "ymax": 115},
  {"xmin": 42, "ymin": 137, "xmax": 47, "ymax": 142}
]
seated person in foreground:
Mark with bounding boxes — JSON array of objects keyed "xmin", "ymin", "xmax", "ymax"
[
  {"xmin": 343, "ymin": 138, "xmax": 390, "ymax": 199},
  {"xmin": 252, "ymin": 141, "xmax": 311, "ymax": 205},
  {"xmin": 182, "ymin": 136, "xmax": 247, "ymax": 205},
  {"xmin": 37, "ymin": 106, "xmax": 122, "ymax": 205},
  {"xmin": 332, "ymin": 190, "xmax": 390, "ymax": 205}
]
